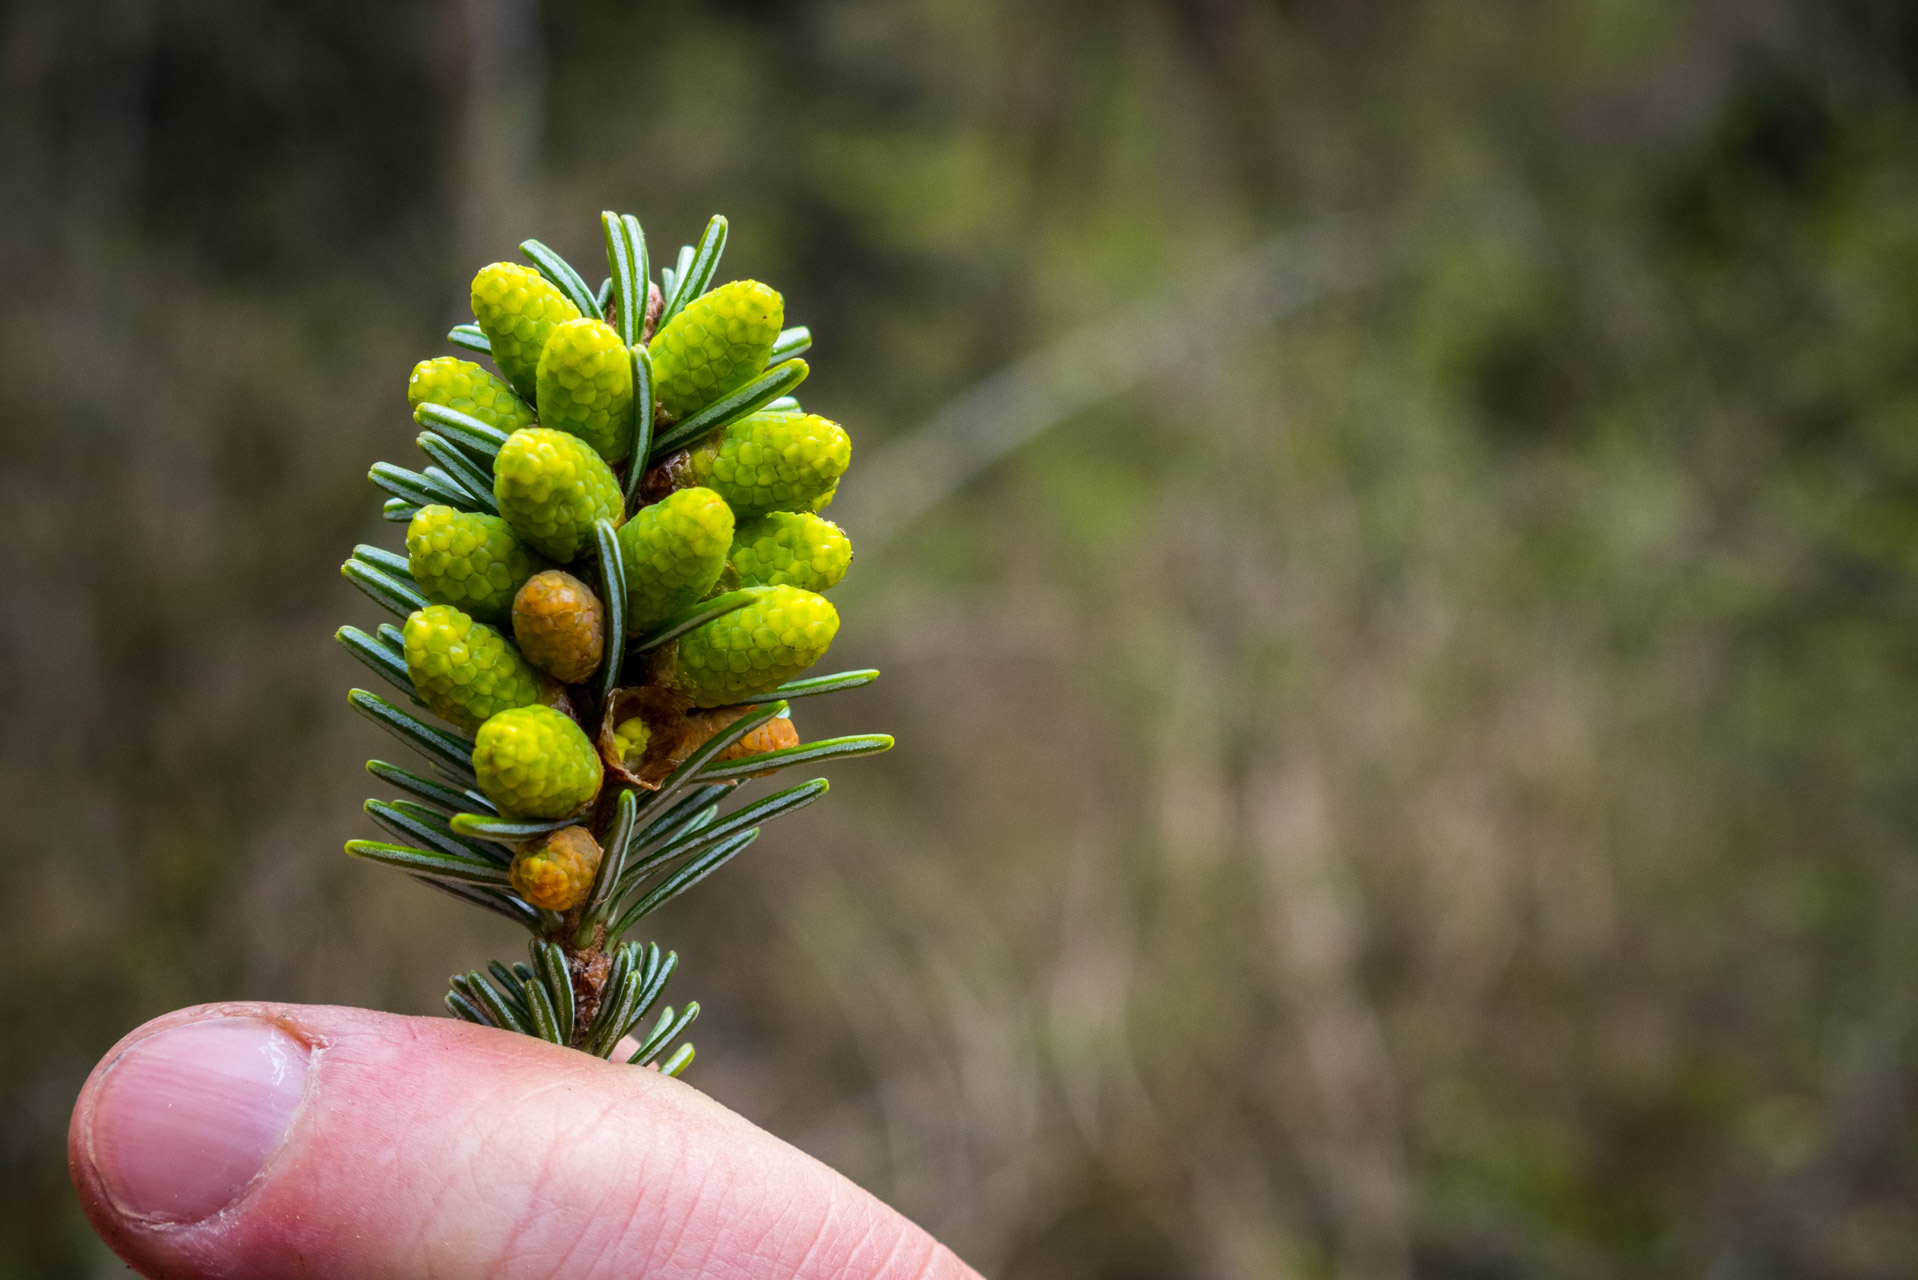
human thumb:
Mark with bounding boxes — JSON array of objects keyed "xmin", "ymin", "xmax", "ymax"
[{"xmin": 70, "ymin": 1001, "xmax": 978, "ymax": 1280}]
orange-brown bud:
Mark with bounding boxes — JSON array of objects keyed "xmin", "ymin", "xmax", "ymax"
[
  {"xmin": 509, "ymin": 825, "xmax": 603, "ymax": 911},
  {"xmin": 718, "ymin": 715, "xmax": 799, "ymax": 762},
  {"xmin": 594, "ymin": 683, "xmax": 801, "ymax": 787},
  {"xmin": 512, "ymin": 570, "xmax": 605, "ymax": 684}
]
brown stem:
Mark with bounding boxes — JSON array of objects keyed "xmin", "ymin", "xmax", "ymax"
[
  {"xmin": 639, "ymin": 449, "xmax": 696, "ymax": 505},
  {"xmin": 641, "ymin": 280, "xmax": 664, "ymax": 344},
  {"xmin": 560, "ymin": 911, "xmax": 611, "ymax": 1046},
  {"xmin": 607, "ymin": 280, "xmax": 665, "ymax": 345}
]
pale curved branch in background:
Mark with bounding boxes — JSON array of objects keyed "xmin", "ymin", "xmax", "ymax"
[{"xmin": 839, "ymin": 222, "xmax": 1383, "ymax": 552}]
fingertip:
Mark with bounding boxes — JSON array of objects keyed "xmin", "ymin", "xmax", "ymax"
[{"xmin": 70, "ymin": 1002, "xmax": 979, "ymax": 1280}]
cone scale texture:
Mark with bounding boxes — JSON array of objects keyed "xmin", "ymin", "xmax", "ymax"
[
  {"xmin": 403, "ymin": 604, "xmax": 548, "ymax": 732},
  {"xmin": 512, "ymin": 570, "xmax": 605, "ymax": 684},
  {"xmin": 471, "ymin": 704, "xmax": 603, "ymax": 819},
  {"xmin": 617, "ymin": 487, "xmax": 734, "ymax": 635},
  {"xmin": 676, "ymin": 585, "xmax": 839, "ymax": 707},
  {"xmin": 471, "ymin": 263, "xmax": 582, "ymax": 400},
  {"xmin": 537, "ymin": 318, "xmax": 635, "ymax": 462},
  {"xmin": 684, "ymin": 410, "xmax": 850, "ymax": 519},
  {"xmin": 649, "ymin": 280, "xmax": 783, "ymax": 419},
  {"xmin": 407, "ymin": 505, "xmax": 543, "ymax": 623},
  {"xmin": 494, "ymin": 427, "xmax": 625, "ymax": 562},
  {"xmin": 407, "ymin": 357, "xmax": 537, "ymax": 435},
  {"xmin": 730, "ymin": 512, "xmax": 851, "ymax": 593},
  {"xmin": 510, "ymin": 826, "xmax": 603, "ymax": 911}
]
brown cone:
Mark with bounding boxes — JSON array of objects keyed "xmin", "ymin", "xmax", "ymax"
[{"xmin": 512, "ymin": 570, "xmax": 605, "ymax": 684}]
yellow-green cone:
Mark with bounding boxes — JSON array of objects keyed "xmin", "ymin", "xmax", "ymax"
[
  {"xmin": 471, "ymin": 704, "xmax": 603, "ymax": 820},
  {"xmin": 493, "ymin": 427, "xmax": 624, "ymax": 562},
  {"xmin": 470, "ymin": 262, "xmax": 582, "ymax": 401},
  {"xmin": 683, "ymin": 410, "xmax": 850, "ymax": 519},
  {"xmin": 675, "ymin": 584, "xmax": 839, "ymax": 707},
  {"xmin": 406, "ymin": 357, "xmax": 536, "ymax": 435},
  {"xmin": 402, "ymin": 604, "xmax": 548, "ymax": 732},
  {"xmin": 616, "ymin": 487, "xmax": 734, "ymax": 635},
  {"xmin": 730, "ymin": 512, "xmax": 851, "ymax": 594},
  {"xmin": 648, "ymin": 280, "xmax": 782, "ymax": 419},
  {"xmin": 535, "ymin": 318, "xmax": 634, "ymax": 462},
  {"xmin": 406, "ymin": 505, "xmax": 543, "ymax": 623}
]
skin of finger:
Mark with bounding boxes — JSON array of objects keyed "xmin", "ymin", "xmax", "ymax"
[{"xmin": 70, "ymin": 1002, "xmax": 977, "ymax": 1280}]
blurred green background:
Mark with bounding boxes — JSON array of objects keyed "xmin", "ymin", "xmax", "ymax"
[{"xmin": 6, "ymin": 0, "xmax": 1918, "ymax": 1275}]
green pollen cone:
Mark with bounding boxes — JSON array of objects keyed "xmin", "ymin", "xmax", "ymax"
[
  {"xmin": 493, "ymin": 427, "xmax": 624, "ymax": 562},
  {"xmin": 471, "ymin": 704, "xmax": 603, "ymax": 820},
  {"xmin": 406, "ymin": 357, "xmax": 536, "ymax": 435},
  {"xmin": 406, "ymin": 505, "xmax": 544, "ymax": 623},
  {"xmin": 403, "ymin": 604, "xmax": 548, "ymax": 733},
  {"xmin": 536, "ymin": 318, "xmax": 635, "ymax": 462},
  {"xmin": 470, "ymin": 262, "xmax": 582, "ymax": 401},
  {"xmin": 648, "ymin": 280, "xmax": 782, "ymax": 419},
  {"xmin": 617, "ymin": 487, "xmax": 734, "ymax": 636},
  {"xmin": 684, "ymin": 410, "xmax": 850, "ymax": 519},
  {"xmin": 729, "ymin": 512, "xmax": 851, "ymax": 594},
  {"xmin": 610, "ymin": 716, "xmax": 651, "ymax": 767},
  {"xmin": 675, "ymin": 584, "xmax": 839, "ymax": 707}
]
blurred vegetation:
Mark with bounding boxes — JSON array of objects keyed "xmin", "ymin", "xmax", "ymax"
[{"xmin": 5, "ymin": 0, "xmax": 1918, "ymax": 1275}]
